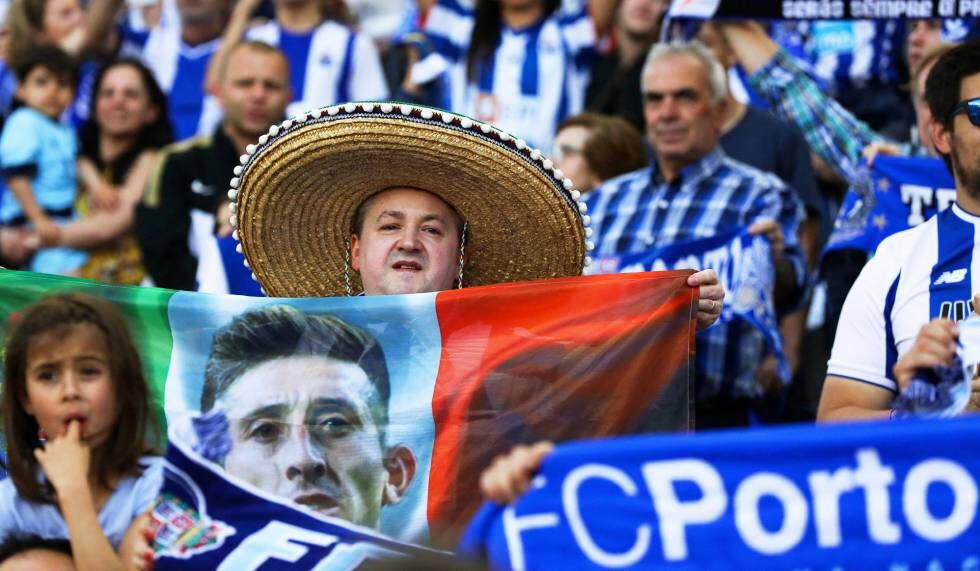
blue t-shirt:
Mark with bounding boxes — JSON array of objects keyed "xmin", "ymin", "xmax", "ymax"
[
  {"xmin": 0, "ymin": 107, "xmax": 78, "ymax": 223},
  {"xmin": 0, "ymin": 456, "xmax": 164, "ymax": 548}
]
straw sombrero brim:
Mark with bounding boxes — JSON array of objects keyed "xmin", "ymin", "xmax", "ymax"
[{"xmin": 230, "ymin": 103, "xmax": 593, "ymax": 297}]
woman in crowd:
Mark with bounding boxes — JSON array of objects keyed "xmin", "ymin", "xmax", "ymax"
[
  {"xmin": 552, "ymin": 111, "xmax": 648, "ymax": 193},
  {"xmin": 39, "ymin": 58, "xmax": 172, "ymax": 285}
]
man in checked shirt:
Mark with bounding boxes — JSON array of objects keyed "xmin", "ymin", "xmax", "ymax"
[{"xmin": 585, "ymin": 41, "xmax": 806, "ymax": 429}]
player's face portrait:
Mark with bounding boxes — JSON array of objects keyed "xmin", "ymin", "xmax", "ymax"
[{"xmin": 215, "ymin": 354, "xmax": 415, "ymax": 528}]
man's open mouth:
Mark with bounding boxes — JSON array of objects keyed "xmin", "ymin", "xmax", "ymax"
[
  {"xmin": 392, "ymin": 261, "xmax": 422, "ymax": 271},
  {"xmin": 294, "ymin": 492, "xmax": 339, "ymax": 512}
]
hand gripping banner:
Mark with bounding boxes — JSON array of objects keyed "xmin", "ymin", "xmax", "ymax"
[{"xmin": 0, "ymin": 268, "xmax": 696, "ymax": 561}]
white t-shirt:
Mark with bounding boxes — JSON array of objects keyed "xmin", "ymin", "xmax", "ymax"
[
  {"xmin": 828, "ymin": 204, "xmax": 980, "ymax": 393},
  {"xmin": 0, "ymin": 456, "xmax": 164, "ymax": 548}
]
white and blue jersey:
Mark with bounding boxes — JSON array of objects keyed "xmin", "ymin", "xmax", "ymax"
[
  {"xmin": 829, "ymin": 204, "xmax": 980, "ymax": 393},
  {"xmin": 137, "ymin": 23, "xmax": 223, "ymax": 141},
  {"xmin": 246, "ymin": 21, "xmax": 389, "ymax": 117},
  {"xmin": 424, "ymin": 0, "xmax": 595, "ymax": 151}
]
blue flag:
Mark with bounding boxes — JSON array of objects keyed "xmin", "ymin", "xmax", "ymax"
[
  {"xmin": 460, "ymin": 416, "xmax": 980, "ymax": 569},
  {"xmin": 591, "ymin": 230, "xmax": 790, "ymax": 383},
  {"xmin": 825, "ymin": 156, "xmax": 956, "ymax": 256},
  {"xmin": 152, "ymin": 428, "xmax": 451, "ymax": 569}
]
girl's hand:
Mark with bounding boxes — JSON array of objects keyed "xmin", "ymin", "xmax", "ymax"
[
  {"xmin": 128, "ymin": 516, "xmax": 156, "ymax": 571},
  {"xmin": 34, "ymin": 420, "xmax": 90, "ymax": 495}
]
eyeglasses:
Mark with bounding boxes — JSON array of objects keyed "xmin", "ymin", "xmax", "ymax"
[
  {"xmin": 551, "ymin": 143, "xmax": 584, "ymax": 162},
  {"xmin": 949, "ymin": 97, "xmax": 980, "ymax": 127}
]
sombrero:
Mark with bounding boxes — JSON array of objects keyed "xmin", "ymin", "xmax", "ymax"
[{"xmin": 228, "ymin": 102, "xmax": 594, "ymax": 297}]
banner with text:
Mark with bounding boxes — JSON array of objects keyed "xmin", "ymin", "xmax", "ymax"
[
  {"xmin": 461, "ymin": 416, "xmax": 980, "ymax": 570},
  {"xmin": 825, "ymin": 155, "xmax": 956, "ymax": 257},
  {"xmin": 668, "ymin": 0, "xmax": 980, "ymax": 19}
]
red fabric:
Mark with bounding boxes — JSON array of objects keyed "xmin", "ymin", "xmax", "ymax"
[{"xmin": 426, "ymin": 271, "xmax": 696, "ymax": 546}]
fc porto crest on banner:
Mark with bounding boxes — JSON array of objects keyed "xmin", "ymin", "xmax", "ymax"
[{"xmin": 152, "ymin": 431, "xmax": 448, "ymax": 570}]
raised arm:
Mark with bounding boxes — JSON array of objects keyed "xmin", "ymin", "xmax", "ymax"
[
  {"xmin": 718, "ymin": 21, "xmax": 885, "ymax": 185},
  {"xmin": 203, "ymin": 0, "xmax": 264, "ymax": 95},
  {"xmin": 81, "ymin": 0, "xmax": 127, "ymax": 57},
  {"xmin": 588, "ymin": 0, "xmax": 619, "ymax": 37}
]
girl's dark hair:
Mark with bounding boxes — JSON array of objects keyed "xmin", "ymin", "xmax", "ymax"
[
  {"xmin": 466, "ymin": 0, "xmax": 560, "ymax": 83},
  {"xmin": 79, "ymin": 58, "xmax": 174, "ymax": 168},
  {"xmin": 1, "ymin": 292, "xmax": 160, "ymax": 503}
]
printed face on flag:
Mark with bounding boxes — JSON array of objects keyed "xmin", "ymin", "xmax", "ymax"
[
  {"xmin": 164, "ymin": 296, "xmax": 442, "ymax": 542},
  {"xmin": 215, "ymin": 354, "xmax": 416, "ymax": 529}
]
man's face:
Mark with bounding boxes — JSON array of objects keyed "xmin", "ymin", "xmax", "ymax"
[
  {"xmin": 617, "ymin": 0, "xmax": 666, "ymax": 39},
  {"xmin": 351, "ymin": 188, "xmax": 462, "ymax": 295},
  {"xmin": 218, "ymin": 47, "xmax": 291, "ymax": 140},
  {"xmin": 642, "ymin": 53, "xmax": 723, "ymax": 170},
  {"xmin": 218, "ymin": 355, "xmax": 395, "ymax": 528},
  {"xmin": 907, "ymin": 19, "xmax": 943, "ymax": 74},
  {"xmin": 935, "ymin": 72, "xmax": 980, "ymax": 200}
]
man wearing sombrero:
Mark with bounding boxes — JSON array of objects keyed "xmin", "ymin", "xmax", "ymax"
[{"xmin": 226, "ymin": 102, "xmax": 723, "ymax": 329}]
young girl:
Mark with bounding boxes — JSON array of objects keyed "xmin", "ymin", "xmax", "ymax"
[{"xmin": 0, "ymin": 292, "xmax": 161, "ymax": 570}]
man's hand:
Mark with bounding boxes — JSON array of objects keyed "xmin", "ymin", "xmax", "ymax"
[
  {"xmin": 861, "ymin": 142, "xmax": 902, "ymax": 168},
  {"xmin": 480, "ymin": 441, "xmax": 554, "ymax": 505},
  {"xmin": 892, "ymin": 319, "xmax": 958, "ymax": 391},
  {"xmin": 689, "ymin": 269, "xmax": 724, "ymax": 331},
  {"xmin": 748, "ymin": 219, "xmax": 784, "ymax": 261}
]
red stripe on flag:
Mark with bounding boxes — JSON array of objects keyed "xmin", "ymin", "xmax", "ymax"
[{"xmin": 426, "ymin": 271, "xmax": 696, "ymax": 545}]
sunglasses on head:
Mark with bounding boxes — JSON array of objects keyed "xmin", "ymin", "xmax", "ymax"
[{"xmin": 949, "ymin": 97, "xmax": 980, "ymax": 127}]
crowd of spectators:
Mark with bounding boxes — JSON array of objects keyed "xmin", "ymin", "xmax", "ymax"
[
  {"xmin": 2, "ymin": 0, "xmax": 980, "ymax": 564},
  {"xmin": 0, "ymin": 0, "xmax": 976, "ymax": 428}
]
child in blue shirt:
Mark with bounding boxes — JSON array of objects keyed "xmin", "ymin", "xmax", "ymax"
[{"xmin": 0, "ymin": 46, "xmax": 87, "ymax": 275}]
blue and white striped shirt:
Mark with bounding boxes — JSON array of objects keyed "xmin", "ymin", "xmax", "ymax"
[
  {"xmin": 829, "ymin": 204, "xmax": 980, "ymax": 394},
  {"xmin": 424, "ymin": 0, "xmax": 595, "ymax": 151},
  {"xmin": 586, "ymin": 148, "xmax": 806, "ymax": 399},
  {"xmin": 137, "ymin": 24, "xmax": 223, "ymax": 141},
  {"xmin": 246, "ymin": 20, "xmax": 389, "ymax": 117}
]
